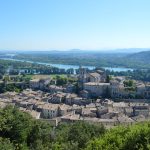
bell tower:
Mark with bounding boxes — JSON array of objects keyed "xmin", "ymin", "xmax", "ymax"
[{"xmin": 78, "ymin": 66, "xmax": 87, "ymax": 90}]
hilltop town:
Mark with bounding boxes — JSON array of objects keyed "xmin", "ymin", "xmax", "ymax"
[
  {"xmin": 0, "ymin": 67, "xmax": 150, "ymax": 128},
  {"xmin": 1, "ymin": 0, "xmax": 150, "ymax": 149}
]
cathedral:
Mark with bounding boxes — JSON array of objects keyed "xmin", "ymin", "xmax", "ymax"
[{"xmin": 78, "ymin": 66, "xmax": 107, "ymax": 91}]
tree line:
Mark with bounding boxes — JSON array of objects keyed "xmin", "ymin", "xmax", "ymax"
[{"xmin": 106, "ymin": 69, "xmax": 150, "ymax": 82}]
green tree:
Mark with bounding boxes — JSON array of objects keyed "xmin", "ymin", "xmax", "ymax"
[
  {"xmin": 0, "ymin": 106, "xmax": 33, "ymax": 145},
  {"xmin": 85, "ymin": 122, "xmax": 150, "ymax": 150},
  {"xmin": 0, "ymin": 137, "xmax": 15, "ymax": 150},
  {"xmin": 28, "ymin": 120, "xmax": 52, "ymax": 150},
  {"xmin": 56, "ymin": 76, "xmax": 68, "ymax": 86},
  {"xmin": 67, "ymin": 122, "xmax": 105, "ymax": 148},
  {"xmin": 123, "ymin": 80, "xmax": 134, "ymax": 87}
]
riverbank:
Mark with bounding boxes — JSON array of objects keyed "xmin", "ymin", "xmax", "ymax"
[{"xmin": 0, "ymin": 58, "xmax": 134, "ymax": 72}]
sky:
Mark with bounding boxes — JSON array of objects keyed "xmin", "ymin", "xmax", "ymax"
[{"xmin": 0, "ymin": 0, "xmax": 150, "ymax": 51}]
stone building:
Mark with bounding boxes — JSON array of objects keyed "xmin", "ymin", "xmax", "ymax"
[
  {"xmin": 78, "ymin": 67, "xmax": 106, "ymax": 90},
  {"xmin": 84, "ymin": 82, "xmax": 110, "ymax": 97}
]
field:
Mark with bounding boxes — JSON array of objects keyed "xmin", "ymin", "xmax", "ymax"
[{"xmin": 26, "ymin": 74, "xmax": 67, "ymax": 80}]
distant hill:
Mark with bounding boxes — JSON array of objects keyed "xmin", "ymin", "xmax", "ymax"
[
  {"xmin": 111, "ymin": 48, "xmax": 150, "ymax": 53},
  {"xmin": 126, "ymin": 51, "xmax": 150, "ymax": 63}
]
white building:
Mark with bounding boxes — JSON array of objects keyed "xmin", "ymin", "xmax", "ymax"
[{"xmin": 41, "ymin": 104, "xmax": 59, "ymax": 119}]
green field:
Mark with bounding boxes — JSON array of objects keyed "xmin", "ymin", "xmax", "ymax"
[{"xmin": 26, "ymin": 74, "xmax": 67, "ymax": 80}]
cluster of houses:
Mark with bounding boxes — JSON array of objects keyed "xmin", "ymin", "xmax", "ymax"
[
  {"xmin": 28, "ymin": 67, "xmax": 150, "ymax": 100},
  {"xmin": 0, "ymin": 89, "xmax": 150, "ymax": 127},
  {"xmin": 29, "ymin": 77, "xmax": 76, "ymax": 93},
  {"xmin": 1, "ymin": 67, "xmax": 150, "ymax": 127}
]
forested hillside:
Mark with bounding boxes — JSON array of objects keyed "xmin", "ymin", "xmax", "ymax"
[{"xmin": 126, "ymin": 51, "xmax": 150, "ymax": 63}]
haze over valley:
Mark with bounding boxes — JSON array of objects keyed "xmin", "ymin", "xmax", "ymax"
[{"xmin": 1, "ymin": 48, "xmax": 150, "ymax": 69}]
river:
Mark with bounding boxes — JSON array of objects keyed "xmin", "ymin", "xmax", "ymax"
[{"xmin": 1, "ymin": 58, "xmax": 133, "ymax": 72}]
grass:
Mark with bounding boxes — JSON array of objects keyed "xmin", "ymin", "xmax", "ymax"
[
  {"xmin": 50, "ymin": 74, "xmax": 67, "ymax": 78},
  {"xmin": 26, "ymin": 74, "xmax": 67, "ymax": 80},
  {"xmin": 2, "ymin": 74, "xmax": 68, "ymax": 82}
]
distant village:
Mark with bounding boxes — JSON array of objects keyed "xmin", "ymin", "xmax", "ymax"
[{"xmin": 1, "ymin": 67, "xmax": 150, "ymax": 127}]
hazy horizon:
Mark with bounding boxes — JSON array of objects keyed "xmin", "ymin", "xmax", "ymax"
[{"xmin": 0, "ymin": 48, "xmax": 150, "ymax": 52}]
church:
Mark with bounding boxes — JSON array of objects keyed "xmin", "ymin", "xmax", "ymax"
[{"xmin": 78, "ymin": 67, "xmax": 109, "ymax": 98}]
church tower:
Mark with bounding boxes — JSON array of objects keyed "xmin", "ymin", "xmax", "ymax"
[{"xmin": 78, "ymin": 66, "xmax": 87, "ymax": 90}]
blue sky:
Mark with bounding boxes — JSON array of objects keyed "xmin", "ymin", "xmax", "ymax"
[{"xmin": 0, "ymin": 0, "xmax": 150, "ymax": 50}]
